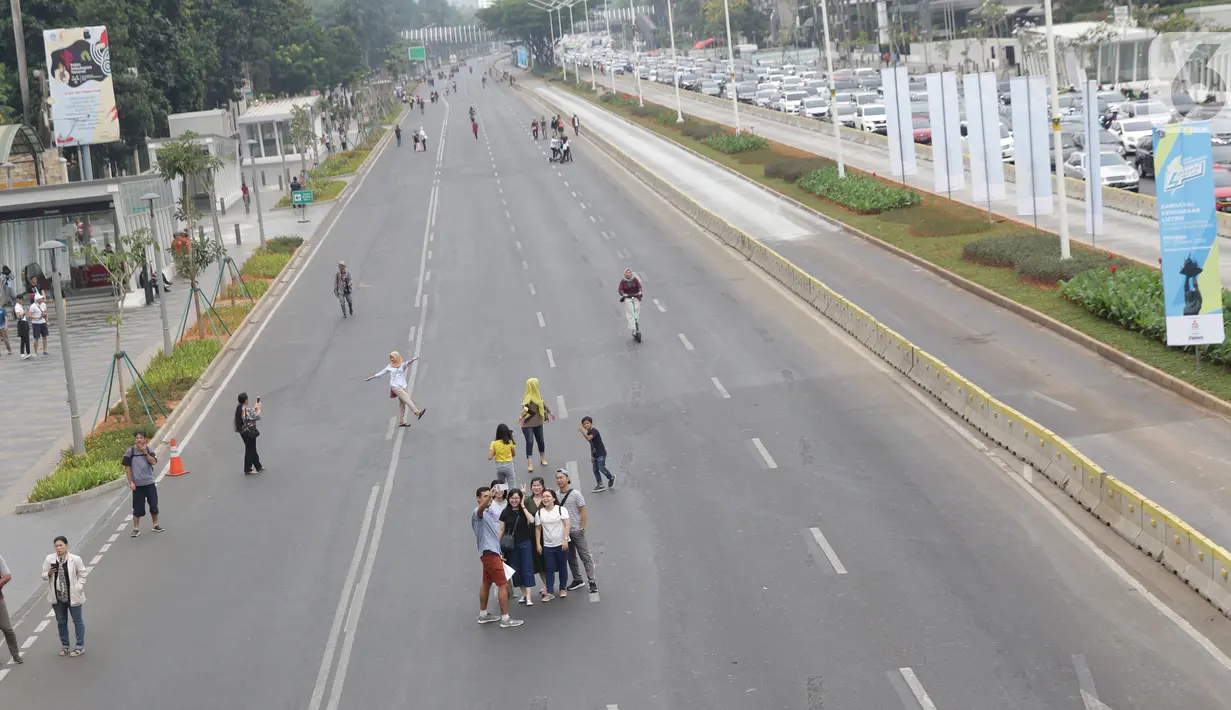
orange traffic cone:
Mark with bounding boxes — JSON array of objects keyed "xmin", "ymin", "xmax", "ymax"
[{"xmin": 167, "ymin": 438, "xmax": 189, "ymax": 477}]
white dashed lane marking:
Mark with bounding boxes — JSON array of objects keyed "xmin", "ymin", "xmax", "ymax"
[
  {"xmin": 546, "ymin": 349, "xmax": 556, "ymax": 368},
  {"xmin": 711, "ymin": 377, "xmax": 731, "ymax": 398},
  {"xmin": 809, "ymin": 527, "xmax": 848, "ymax": 574},
  {"xmin": 528, "ymin": 283, "xmax": 536, "ymax": 296},
  {"xmin": 751, "ymin": 438, "xmax": 777, "ymax": 469},
  {"xmin": 536, "ymin": 312, "xmax": 546, "ymax": 328},
  {"xmin": 556, "ymin": 395, "xmax": 568, "ymax": 419},
  {"xmin": 653, "ymin": 299, "xmax": 666, "ymax": 312},
  {"xmin": 898, "ymin": 668, "xmax": 938, "ymax": 710},
  {"xmin": 678, "ymin": 333, "xmax": 694, "ymax": 351}
]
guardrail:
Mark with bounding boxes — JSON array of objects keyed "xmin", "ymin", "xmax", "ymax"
[{"xmin": 528, "ymin": 83, "xmax": 1231, "ymax": 619}]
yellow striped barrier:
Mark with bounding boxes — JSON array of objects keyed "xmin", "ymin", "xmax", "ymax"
[{"xmin": 529, "ymin": 86, "xmax": 1231, "ymax": 618}]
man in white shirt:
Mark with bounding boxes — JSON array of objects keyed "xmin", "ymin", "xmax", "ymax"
[
  {"xmin": 28, "ymin": 294, "xmax": 48, "ymax": 356},
  {"xmin": 13, "ymin": 295, "xmax": 30, "ymax": 359}
]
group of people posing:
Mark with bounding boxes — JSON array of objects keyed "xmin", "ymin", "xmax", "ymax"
[{"xmin": 472, "ymin": 378, "xmax": 617, "ymax": 628}]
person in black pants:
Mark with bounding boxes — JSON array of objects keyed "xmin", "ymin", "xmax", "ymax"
[
  {"xmin": 14, "ymin": 295, "xmax": 30, "ymax": 359},
  {"xmin": 234, "ymin": 392, "xmax": 264, "ymax": 475}
]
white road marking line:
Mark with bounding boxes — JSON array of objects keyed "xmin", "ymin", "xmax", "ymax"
[
  {"xmin": 711, "ymin": 377, "xmax": 731, "ymax": 398},
  {"xmin": 600, "ymin": 230, "xmax": 609, "ymax": 239},
  {"xmin": 20, "ymin": 636, "xmax": 35, "ymax": 650},
  {"xmin": 425, "ymin": 271, "xmax": 431, "ymax": 283},
  {"xmin": 653, "ymin": 298, "xmax": 666, "ymax": 312},
  {"xmin": 505, "ymin": 210, "xmax": 511, "ymax": 219},
  {"xmin": 45, "ymin": 611, "xmax": 53, "ymax": 618},
  {"xmin": 580, "ymin": 203, "xmax": 587, "ymax": 210},
  {"xmin": 90, "ymin": 554, "xmax": 102, "ymax": 565},
  {"xmin": 589, "ymin": 215, "xmax": 596, "ymax": 223},
  {"xmin": 34, "ymin": 619, "xmax": 49, "ymax": 633},
  {"xmin": 124, "ymin": 514, "xmax": 132, "ymax": 521},
  {"xmin": 99, "ymin": 543, "xmax": 111, "ymax": 553},
  {"xmin": 567, "ymin": 461, "xmax": 578, "ymax": 479},
  {"xmin": 414, "ymin": 185, "xmax": 439, "ymax": 309},
  {"xmin": 494, "ymin": 171, "xmax": 499, "ymax": 177},
  {"xmin": 590, "ymin": 592, "xmax": 601, "ymax": 602},
  {"xmin": 606, "ymin": 705, "xmax": 618, "ymax": 709},
  {"xmin": 385, "ymin": 416, "xmax": 397, "ymax": 441},
  {"xmin": 564, "ymin": 181, "xmax": 571, "ymax": 187},
  {"xmin": 528, "ymin": 283, "xmax": 536, "ymax": 296},
  {"xmin": 547, "ymin": 349, "xmax": 556, "ymax": 368},
  {"xmin": 809, "ymin": 527, "xmax": 848, "ymax": 574},
  {"xmin": 751, "ymin": 438, "xmax": 778, "ymax": 469},
  {"xmin": 107, "ymin": 534, "xmax": 119, "ymax": 542},
  {"xmin": 678, "ymin": 333, "xmax": 695, "ymax": 350},
  {"xmin": 429, "ymin": 233, "xmax": 434, "ymax": 242},
  {"xmin": 1073, "ymin": 654, "xmax": 1111, "ymax": 710},
  {"xmin": 1023, "ymin": 463, "xmax": 1033, "ymax": 483},
  {"xmin": 522, "ymin": 260, "xmax": 528, "ymax": 270},
  {"xmin": 510, "ymin": 224, "xmax": 516, "ymax": 233},
  {"xmin": 537, "ymin": 312, "xmax": 546, "ymax": 328},
  {"xmin": 1031, "ymin": 390, "xmax": 1077, "ymax": 412},
  {"xmin": 307, "ymin": 485, "xmax": 381, "ymax": 710},
  {"xmin": 501, "ymin": 198, "xmax": 507, "ymax": 206},
  {"xmin": 556, "ymin": 395, "xmax": 568, "ymax": 419},
  {"xmin": 427, "ymin": 250, "xmax": 432, "ymax": 260},
  {"xmin": 898, "ymin": 668, "xmax": 938, "ymax": 710},
  {"xmin": 408, "ymin": 325, "xmax": 416, "ymax": 343},
  {"xmin": 516, "ymin": 241, "xmax": 522, "ymax": 250},
  {"xmin": 0, "ymin": 668, "xmax": 8, "ymax": 682},
  {"xmin": 571, "ymin": 191, "xmax": 578, "ymax": 197}
]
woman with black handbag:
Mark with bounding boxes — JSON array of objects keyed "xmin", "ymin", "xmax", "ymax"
[
  {"xmin": 500, "ymin": 489, "xmax": 537, "ymax": 606},
  {"xmin": 235, "ymin": 392, "xmax": 265, "ymax": 475}
]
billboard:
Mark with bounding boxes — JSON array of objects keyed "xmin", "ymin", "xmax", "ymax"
[
  {"xmin": 408, "ymin": 45, "xmax": 427, "ymax": 61},
  {"xmin": 43, "ymin": 25, "xmax": 119, "ymax": 147},
  {"xmin": 1153, "ymin": 122, "xmax": 1225, "ymax": 346}
]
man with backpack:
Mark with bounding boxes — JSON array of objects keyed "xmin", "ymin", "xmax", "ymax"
[{"xmin": 555, "ymin": 469, "xmax": 598, "ymax": 593}]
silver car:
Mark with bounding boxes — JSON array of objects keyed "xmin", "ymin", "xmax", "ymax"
[{"xmin": 1063, "ymin": 150, "xmax": 1141, "ymax": 192}]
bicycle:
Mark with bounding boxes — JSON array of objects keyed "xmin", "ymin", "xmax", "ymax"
[{"xmin": 621, "ymin": 296, "xmax": 641, "ymax": 343}]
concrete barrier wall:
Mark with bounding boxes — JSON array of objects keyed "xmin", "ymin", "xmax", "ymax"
[
  {"xmin": 671, "ymin": 89, "xmax": 1231, "ymax": 238},
  {"xmin": 533, "ymin": 86, "xmax": 1231, "ymax": 619}
]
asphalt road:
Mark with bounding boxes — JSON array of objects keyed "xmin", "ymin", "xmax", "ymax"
[{"xmin": 6, "ymin": 62, "xmax": 1231, "ymax": 710}]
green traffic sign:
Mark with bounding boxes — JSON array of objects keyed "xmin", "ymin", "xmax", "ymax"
[
  {"xmin": 408, "ymin": 45, "xmax": 427, "ymax": 61},
  {"xmin": 292, "ymin": 190, "xmax": 313, "ymax": 205}
]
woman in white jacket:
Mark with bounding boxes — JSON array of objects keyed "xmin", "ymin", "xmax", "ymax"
[{"xmin": 41, "ymin": 536, "xmax": 86, "ymax": 656}]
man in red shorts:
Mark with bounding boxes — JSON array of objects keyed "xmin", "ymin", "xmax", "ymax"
[{"xmin": 473, "ymin": 486, "xmax": 524, "ymax": 628}]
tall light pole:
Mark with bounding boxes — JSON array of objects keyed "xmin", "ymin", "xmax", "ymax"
[
  {"xmin": 604, "ymin": 0, "xmax": 616, "ymax": 93},
  {"xmin": 819, "ymin": 0, "xmax": 845, "ymax": 177},
  {"xmin": 142, "ymin": 193, "xmax": 175, "ymax": 357},
  {"xmin": 721, "ymin": 0, "xmax": 740, "ymax": 131},
  {"xmin": 666, "ymin": 0, "xmax": 683, "ymax": 121},
  {"xmin": 39, "ymin": 240, "xmax": 84, "ymax": 455},
  {"xmin": 568, "ymin": 3, "xmax": 579, "ymax": 83},
  {"xmin": 1042, "ymin": 0, "xmax": 1071, "ymax": 258},
  {"xmin": 245, "ymin": 139, "xmax": 268, "ymax": 246},
  {"xmin": 583, "ymin": 0, "xmax": 596, "ymax": 90},
  {"xmin": 559, "ymin": 7, "xmax": 568, "ymax": 81}
]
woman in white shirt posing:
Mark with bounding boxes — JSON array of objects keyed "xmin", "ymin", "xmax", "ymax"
[
  {"xmin": 534, "ymin": 489, "xmax": 571, "ymax": 601},
  {"xmin": 366, "ymin": 351, "xmax": 426, "ymax": 427}
]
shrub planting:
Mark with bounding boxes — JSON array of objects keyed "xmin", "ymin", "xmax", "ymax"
[
  {"xmin": 764, "ymin": 157, "xmax": 836, "ymax": 183},
  {"xmin": 703, "ymin": 131, "xmax": 770, "ymax": 154},
  {"xmin": 797, "ymin": 166, "xmax": 921, "ymax": 213}
]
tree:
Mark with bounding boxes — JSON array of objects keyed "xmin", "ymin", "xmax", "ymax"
[
  {"xmin": 84, "ymin": 228, "xmax": 155, "ymax": 424},
  {"xmin": 155, "ymin": 132, "xmax": 223, "ymax": 339},
  {"xmin": 289, "ymin": 104, "xmax": 316, "ymax": 175},
  {"xmin": 478, "ymin": 0, "xmax": 555, "ymax": 66}
]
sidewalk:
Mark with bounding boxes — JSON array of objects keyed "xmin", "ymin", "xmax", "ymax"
[
  {"xmin": 533, "ymin": 80, "xmax": 1231, "ymax": 553},
  {"xmin": 602, "ymin": 75, "xmax": 1231, "ymax": 287}
]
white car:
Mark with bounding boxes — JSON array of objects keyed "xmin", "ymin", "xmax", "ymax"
[
  {"xmin": 1063, "ymin": 150, "xmax": 1141, "ymax": 192},
  {"xmin": 960, "ymin": 121, "xmax": 1016, "ymax": 162},
  {"xmin": 802, "ymin": 96, "xmax": 830, "ymax": 119},
  {"xmin": 856, "ymin": 104, "xmax": 888, "ymax": 133},
  {"xmin": 1111, "ymin": 119, "xmax": 1155, "ymax": 155},
  {"xmin": 778, "ymin": 91, "xmax": 808, "ymax": 114},
  {"xmin": 853, "ymin": 92, "xmax": 881, "ymax": 107}
]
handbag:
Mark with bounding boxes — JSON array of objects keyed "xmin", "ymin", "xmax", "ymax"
[{"xmin": 500, "ymin": 513, "xmax": 518, "ymax": 557}]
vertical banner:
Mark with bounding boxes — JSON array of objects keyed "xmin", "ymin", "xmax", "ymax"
[
  {"xmin": 880, "ymin": 65, "xmax": 917, "ymax": 178},
  {"xmin": 1081, "ymin": 80, "xmax": 1104, "ymax": 235},
  {"xmin": 962, "ymin": 72, "xmax": 1006, "ymax": 204},
  {"xmin": 1010, "ymin": 75, "xmax": 1054, "ymax": 216},
  {"xmin": 43, "ymin": 26, "xmax": 119, "ymax": 148},
  {"xmin": 1155, "ymin": 122, "xmax": 1225, "ymax": 346},
  {"xmin": 925, "ymin": 71, "xmax": 963, "ymax": 194}
]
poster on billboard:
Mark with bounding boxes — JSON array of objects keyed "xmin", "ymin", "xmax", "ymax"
[
  {"xmin": 1153, "ymin": 122, "xmax": 1226, "ymax": 347},
  {"xmin": 43, "ymin": 25, "xmax": 119, "ymax": 148}
]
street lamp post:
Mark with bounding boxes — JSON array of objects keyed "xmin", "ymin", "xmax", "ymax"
[
  {"xmin": 666, "ymin": 0, "xmax": 683, "ymax": 121},
  {"xmin": 39, "ymin": 240, "xmax": 85, "ymax": 455},
  {"xmin": 245, "ymin": 140, "xmax": 268, "ymax": 247},
  {"xmin": 583, "ymin": 0, "xmax": 596, "ymax": 90},
  {"xmin": 142, "ymin": 193, "xmax": 175, "ymax": 357},
  {"xmin": 819, "ymin": 0, "xmax": 845, "ymax": 177},
  {"xmin": 604, "ymin": 0, "xmax": 616, "ymax": 94},
  {"xmin": 568, "ymin": 3, "xmax": 579, "ymax": 84},
  {"xmin": 1, "ymin": 160, "xmax": 13, "ymax": 189},
  {"xmin": 721, "ymin": 0, "xmax": 740, "ymax": 131},
  {"xmin": 1042, "ymin": 0, "xmax": 1071, "ymax": 258}
]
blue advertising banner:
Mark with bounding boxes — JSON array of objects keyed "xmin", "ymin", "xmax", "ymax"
[
  {"xmin": 516, "ymin": 46, "xmax": 529, "ymax": 69},
  {"xmin": 1154, "ymin": 121, "xmax": 1225, "ymax": 346}
]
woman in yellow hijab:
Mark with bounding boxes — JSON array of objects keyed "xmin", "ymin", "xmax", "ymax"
[{"xmin": 519, "ymin": 377, "xmax": 555, "ymax": 472}]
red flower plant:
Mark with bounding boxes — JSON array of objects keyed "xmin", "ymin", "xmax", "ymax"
[{"xmin": 1110, "ymin": 265, "xmax": 1117, "ymax": 274}]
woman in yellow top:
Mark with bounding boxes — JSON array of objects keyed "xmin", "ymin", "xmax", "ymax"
[
  {"xmin": 519, "ymin": 377, "xmax": 555, "ymax": 473},
  {"xmin": 488, "ymin": 423, "xmax": 517, "ymax": 488}
]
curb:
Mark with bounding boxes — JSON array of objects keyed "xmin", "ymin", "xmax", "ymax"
[
  {"xmin": 12, "ymin": 104, "xmax": 410, "ymax": 514},
  {"xmin": 556, "ymin": 85, "xmax": 1231, "ymax": 423}
]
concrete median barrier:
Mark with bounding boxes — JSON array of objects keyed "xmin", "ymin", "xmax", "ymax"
[{"xmin": 526, "ymin": 83, "xmax": 1231, "ymax": 620}]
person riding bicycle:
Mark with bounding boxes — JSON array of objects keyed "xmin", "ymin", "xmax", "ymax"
[
  {"xmin": 618, "ymin": 269, "xmax": 643, "ymax": 337},
  {"xmin": 395, "ymin": 125, "xmax": 402, "ymax": 146}
]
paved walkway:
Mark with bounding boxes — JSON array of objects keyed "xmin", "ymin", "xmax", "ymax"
[
  {"xmin": 535, "ymin": 80, "xmax": 1231, "ymax": 552},
  {"xmin": 601, "ymin": 75, "xmax": 1231, "ymax": 286},
  {"xmin": 0, "ymin": 180, "xmax": 335, "ymax": 513}
]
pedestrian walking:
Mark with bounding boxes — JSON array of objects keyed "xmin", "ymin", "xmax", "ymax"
[
  {"xmin": 0, "ymin": 303, "xmax": 10, "ymax": 356},
  {"xmin": 241, "ymin": 181, "xmax": 251, "ymax": 212},
  {"xmin": 555, "ymin": 469, "xmax": 597, "ymax": 593},
  {"xmin": 473, "ymin": 486, "xmax": 524, "ymax": 628},
  {"xmin": 488, "ymin": 423, "xmax": 517, "ymax": 489},
  {"xmin": 531, "ymin": 118, "xmax": 540, "ymax": 140},
  {"xmin": 41, "ymin": 536, "xmax": 86, "ymax": 656},
  {"xmin": 0, "ymin": 553, "xmax": 23, "ymax": 664},
  {"xmin": 500, "ymin": 488, "xmax": 536, "ymax": 607},
  {"xmin": 334, "ymin": 261, "xmax": 354, "ymax": 318},
  {"xmin": 418, "ymin": 128, "xmax": 428, "ymax": 152},
  {"xmin": 580, "ymin": 416, "xmax": 616, "ymax": 492},
  {"xmin": 472, "ymin": 120, "xmax": 479, "ymax": 139},
  {"xmin": 534, "ymin": 489, "xmax": 570, "ymax": 601},
  {"xmin": 413, "ymin": 131, "xmax": 421, "ymax": 152},
  {"xmin": 123, "ymin": 431, "xmax": 163, "ymax": 537},
  {"xmin": 518, "ymin": 377, "xmax": 555, "ymax": 473},
  {"xmin": 28, "ymin": 293, "xmax": 48, "ymax": 355},
  {"xmin": 366, "ymin": 351, "xmax": 426, "ymax": 427},
  {"xmin": 235, "ymin": 392, "xmax": 264, "ymax": 475},
  {"xmin": 572, "ymin": 114, "xmax": 580, "ymax": 136},
  {"xmin": 0, "ymin": 265, "xmax": 16, "ymax": 307},
  {"xmin": 13, "ymin": 295, "xmax": 30, "ymax": 359}
]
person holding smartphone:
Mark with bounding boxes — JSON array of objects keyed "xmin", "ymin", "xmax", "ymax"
[
  {"xmin": 235, "ymin": 392, "xmax": 264, "ymax": 475},
  {"xmin": 122, "ymin": 431, "xmax": 163, "ymax": 537}
]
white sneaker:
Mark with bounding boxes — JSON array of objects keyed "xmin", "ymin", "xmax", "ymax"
[{"xmin": 500, "ymin": 617, "xmax": 524, "ymax": 628}]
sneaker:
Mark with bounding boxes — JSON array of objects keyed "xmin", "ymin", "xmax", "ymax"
[
  {"xmin": 477, "ymin": 612, "xmax": 499, "ymax": 624},
  {"xmin": 589, "ymin": 581, "xmax": 598, "ymax": 593},
  {"xmin": 500, "ymin": 617, "xmax": 524, "ymax": 628},
  {"xmin": 130, "ymin": 529, "xmax": 141, "ymax": 538},
  {"xmin": 591, "ymin": 484, "xmax": 606, "ymax": 493},
  {"xmin": 152, "ymin": 525, "xmax": 165, "ymax": 533},
  {"xmin": 566, "ymin": 579, "xmax": 586, "ymax": 591},
  {"xmin": 559, "ymin": 589, "xmax": 568, "ymax": 598},
  {"xmin": 517, "ymin": 596, "xmax": 527, "ymax": 605},
  {"xmin": 11, "ymin": 655, "xmax": 24, "ymax": 664},
  {"xmin": 525, "ymin": 597, "xmax": 534, "ymax": 607},
  {"xmin": 20, "ymin": 354, "xmax": 29, "ymax": 360},
  {"xmin": 608, "ymin": 475, "xmax": 616, "ymax": 490}
]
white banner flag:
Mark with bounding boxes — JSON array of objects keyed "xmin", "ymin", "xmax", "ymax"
[
  {"xmin": 881, "ymin": 66, "xmax": 917, "ymax": 177},
  {"xmin": 1082, "ymin": 80, "xmax": 1105, "ymax": 235},
  {"xmin": 1010, "ymin": 75, "xmax": 1054, "ymax": 216},
  {"xmin": 925, "ymin": 71, "xmax": 963, "ymax": 193},
  {"xmin": 962, "ymin": 72, "xmax": 1006, "ymax": 203}
]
